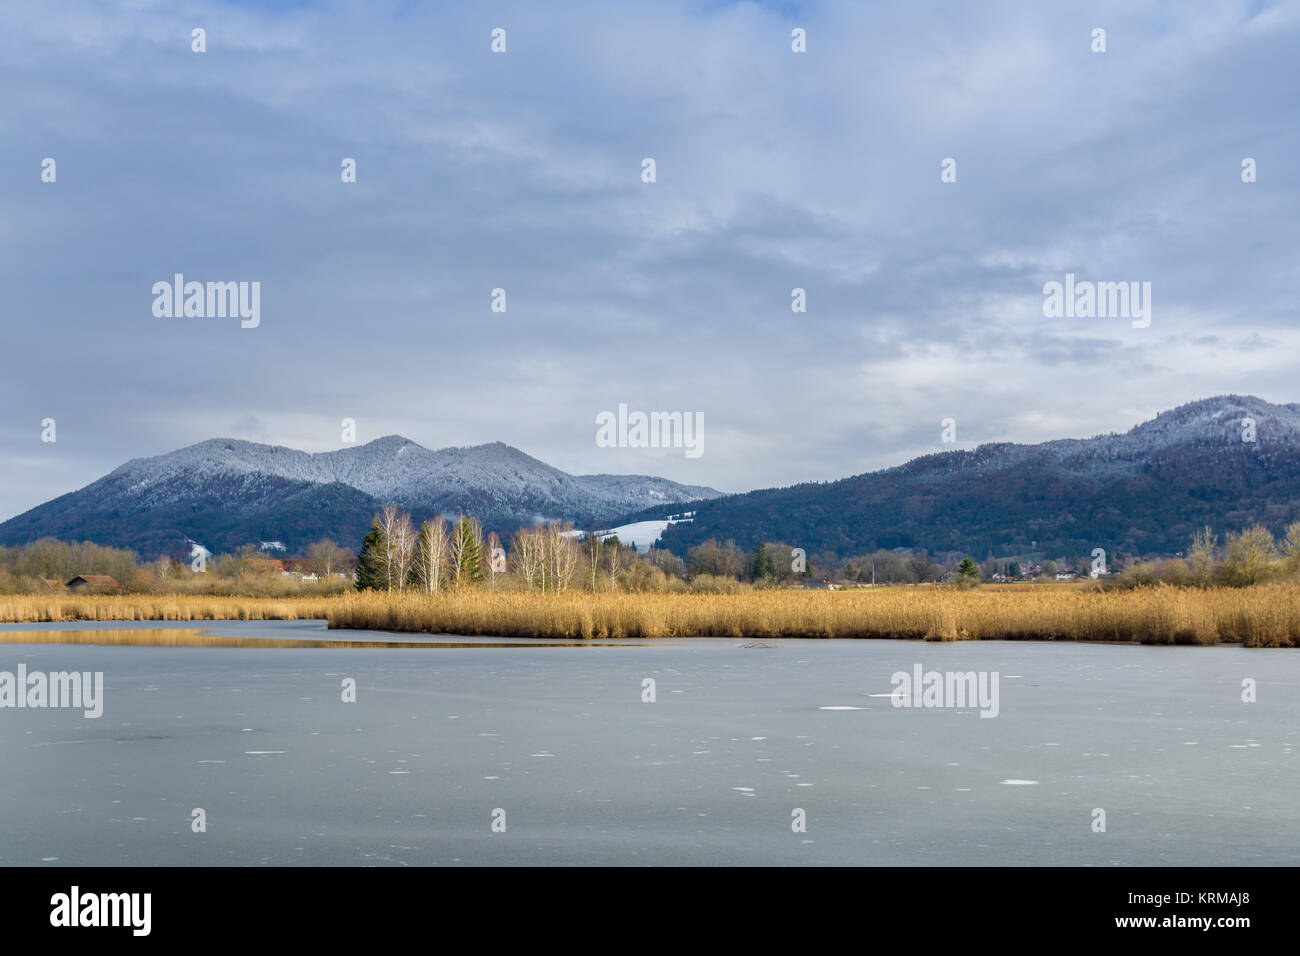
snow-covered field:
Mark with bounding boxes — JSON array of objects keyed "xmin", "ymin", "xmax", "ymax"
[{"xmin": 583, "ymin": 512, "xmax": 695, "ymax": 552}]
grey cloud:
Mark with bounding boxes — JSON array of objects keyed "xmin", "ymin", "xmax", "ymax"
[{"xmin": 0, "ymin": 0, "xmax": 1296, "ymax": 520}]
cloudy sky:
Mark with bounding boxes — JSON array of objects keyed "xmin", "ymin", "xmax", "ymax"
[{"xmin": 1, "ymin": 0, "xmax": 1297, "ymax": 521}]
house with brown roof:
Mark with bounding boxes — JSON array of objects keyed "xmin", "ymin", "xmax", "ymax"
[
  {"xmin": 244, "ymin": 558, "xmax": 285, "ymax": 575},
  {"xmin": 66, "ymin": 575, "xmax": 124, "ymax": 595},
  {"xmin": 43, "ymin": 578, "xmax": 69, "ymax": 593}
]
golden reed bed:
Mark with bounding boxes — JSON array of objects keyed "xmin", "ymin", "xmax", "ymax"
[
  {"xmin": 3, "ymin": 585, "xmax": 1300, "ymax": 646},
  {"xmin": 0, "ymin": 595, "xmax": 337, "ymax": 624}
]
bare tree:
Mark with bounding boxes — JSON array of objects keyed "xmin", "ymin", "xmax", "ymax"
[
  {"xmin": 396, "ymin": 514, "xmax": 417, "ymax": 589},
  {"xmin": 907, "ymin": 551, "xmax": 941, "ymax": 583},
  {"xmin": 1224, "ymin": 525, "xmax": 1275, "ymax": 586},
  {"xmin": 412, "ymin": 517, "xmax": 449, "ymax": 594},
  {"xmin": 586, "ymin": 535, "xmax": 602, "ymax": 591},
  {"xmin": 545, "ymin": 523, "xmax": 579, "ymax": 593},
  {"xmin": 512, "ymin": 527, "xmax": 544, "ymax": 590},
  {"xmin": 645, "ymin": 548, "xmax": 684, "ymax": 578},
  {"xmin": 1188, "ymin": 526, "xmax": 1217, "ymax": 585},
  {"xmin": 376, "ymin": 505, "xmax": 400, "ymax": 590},
  {"xmin": 377, "ymin": 505, "xmax": 416, "ymax": 590},
  {"xmin": 1282, "ymin": 521, "xmax": 1300, "ymax": 574},
  {"xmin": 607, "ymin": 540, "xmax": 623, "ymax": 590},
  {"xmin": 306, "ymin": 539, "xmax": 350, "ymax": 578}
]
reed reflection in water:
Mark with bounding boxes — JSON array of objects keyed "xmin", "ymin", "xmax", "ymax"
[{"xmin": 0, "ymin": 630, "xmax": 666, "ymax": 649}]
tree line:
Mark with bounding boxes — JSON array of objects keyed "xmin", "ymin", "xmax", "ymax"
[
  {"xmin": 355, "ymin": 506, "xmax": 648, "ymax": 593},
  {"xmin": 1098, "ymin": 523, "xmax": 1300, "ymax": 589},
  {"xmin": 0, "ymin": 537, "xmax": 355, "ymax": 596}
]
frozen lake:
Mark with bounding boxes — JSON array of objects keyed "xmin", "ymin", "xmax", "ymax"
[{"xmin": 1, "ymin": 619, "xmax": 1297, "ymax": 866}]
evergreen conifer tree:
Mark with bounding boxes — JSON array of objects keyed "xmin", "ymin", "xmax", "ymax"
[
  {"xmin": 752, "ymin": 541, "xmax": 776, "ymax": 582},
  {"xmin": 956, "ymin": 557, "xmax": 980, "ymax": 588},
  {"xmin": 355, "ymin": 519, "xmax": 386, "ymax": 591}
]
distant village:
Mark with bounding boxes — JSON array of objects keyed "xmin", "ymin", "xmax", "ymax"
[
  {"xmin": 39, "ymin": 558, "xmax": 354, "ymax": 595},
  {"xmin": 9, "ymin": 518, "xmax": 1124, "ymax": 597}
]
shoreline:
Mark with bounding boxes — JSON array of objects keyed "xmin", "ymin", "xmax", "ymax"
[
  {"xmin": 0, "ymin": 619, "xmax": 1255, "ymax": 650},
  {"xmin": 1, "ymin": 587, "xmax": 1298, "ymax": 646}
]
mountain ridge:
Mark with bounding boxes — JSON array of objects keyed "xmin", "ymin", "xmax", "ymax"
[
  {"xmin": 0, "ymin": 436, "xmax": 724, "ymax": 558},
  {"xmin": 637, "ymin": 395, "xmax": 1300, "ymax": 559},
  {"xmin": 6, "ymin": 395, "xmax": 1299, "ymax": 561}
]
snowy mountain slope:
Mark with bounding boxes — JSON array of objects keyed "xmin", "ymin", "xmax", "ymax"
[
  {"xmin": 644, "ymin": 395, "xmax": 1300, "ymax": 559},
  {"xmin": 102, "ymin": 437, "xmax": 719, "ymax": 513},
  {"xmin": 0, "ymin": 437, "xmax": 723, "ymax": 557}
]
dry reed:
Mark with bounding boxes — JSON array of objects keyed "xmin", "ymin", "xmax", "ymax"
[
  {"xmin": 3, "ymin": 585, "xmax": 1300, "ymax": 647},
  {"xmin": 324, "ymin": 585, "xmax": 1300, "ymax": 647}
]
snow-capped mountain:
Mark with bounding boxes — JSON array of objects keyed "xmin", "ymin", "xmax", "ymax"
[
  {"xmin": 646, "ymin": 395, "xmax": 1300, "ymax": 559},
  {"xmin": 889, "ymin": 395, "xmax": 1300, "ymax": 480},
  {"xmin": 8, "ymin": 396, "xmax": 1297, "ymax": 561},
  {"xmin": 0, "ymin": 437, "xmax": 723, "ymax": 558}
]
